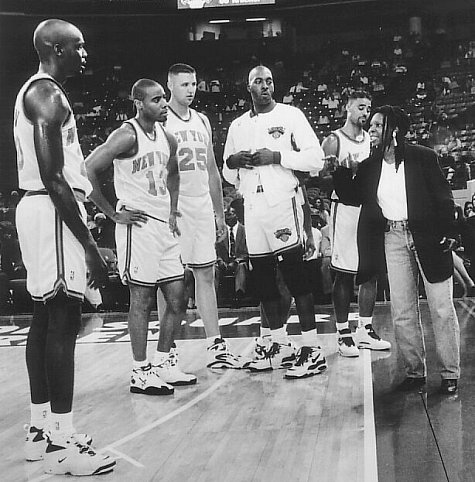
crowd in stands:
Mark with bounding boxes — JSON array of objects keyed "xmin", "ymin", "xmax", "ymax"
[{"xmin": 2, "ymin": 31, "xmax": 475, "ymax": 314}]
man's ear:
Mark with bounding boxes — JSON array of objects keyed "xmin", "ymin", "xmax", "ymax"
[{"xmin": 53, "ymin": 44, "xmax": 63, "ymax": 57}]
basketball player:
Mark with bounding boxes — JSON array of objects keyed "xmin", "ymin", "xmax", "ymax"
[
  {"xmin": 86, "ymin": 79, "xmax": 197, "ymax": 393},
  {"xmin": 322, "ymin": 90, "xmax": 391, "ymax": 356},
  {"xmin": 165, "ymin": 63, "xmax": 244, "ymax": 368},
  {"xmin": 15, "ymin": 19, "xmax": 115, "ymax": 475},
  {"xmin": 223, "ymin": 65, "xmax": 328, "ymax": 378}
]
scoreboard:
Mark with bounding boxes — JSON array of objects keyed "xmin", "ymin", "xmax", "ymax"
[{"xmin": 178, "ymin": 0, "xmax": 275, "ymax": 9}]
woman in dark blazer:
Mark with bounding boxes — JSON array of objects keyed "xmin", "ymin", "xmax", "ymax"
[{"xmin": 333, "ymin": 105, "xmax": 460, "ymax": 395}]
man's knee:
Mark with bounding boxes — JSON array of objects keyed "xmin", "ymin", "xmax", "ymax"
[
  {"xmin": 47, "ymin": 292, "xmax": 82, "ymax": 336},
  {"xmin": 193, "ymin": 265, "xmax": 215, "ymax": 285},
  {"xmin": 250, "ymin": 256, "xmax": 280, "ymax": 301},
  {"xmin": 161, "ymin": 280, "xmax": 187, "ymax": 315},
  {"xmin": 277, "ymin": 247, "xmax": 312, "ymax": 297},
  {"xmin": 333, "ymin": 271, "xmax": 355, "ymax": 290}
]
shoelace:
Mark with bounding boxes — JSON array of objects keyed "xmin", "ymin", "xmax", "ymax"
[
  {"xmin": 74, "ymin": 441, "xmax": 96, "ymax": 455},
  {"xmin": 169, "ymin": 345, "xmax": 179, "ymax": 366},
  {"xmin": 294, "ymin": 347, "xmax": 313, "ymax": 366},
  {"xmin": 265, "ymin": 343, "xmax": 281, "ymax": 360},
  {"xmin": 366, "ymin": 326, "xmax": 381, "ymax": 340}
]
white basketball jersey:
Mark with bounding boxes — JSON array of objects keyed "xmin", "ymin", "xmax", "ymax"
[
  {"xmin": 113, "ymin": 119, "xmax": 171, "ymax": 220},
  {"xmin": 13, "ymin": 73, "xmax": 92, "ymax": 195},
  {"xmin": 166, "ymin": 108, "xmax": 210, "ymax": 197},
  {"xmin": 331, "ymin": 128, "xmax": 371, "ymax": 201}
]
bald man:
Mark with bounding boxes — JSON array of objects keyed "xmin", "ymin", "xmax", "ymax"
[
  {"xmin": 15, "ymin": 19, "xmax": 115, "ymax": 475},
  {"xmin": 223, "ymin": 65, "xmax": 329, "ymax": 378},
  {"xmin": 86, "ymin": 79, "xmax": 197, "ymax": 395}
]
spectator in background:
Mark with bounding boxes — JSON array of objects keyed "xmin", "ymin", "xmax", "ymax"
[
  {"xmin": 319, "ymin": 221, "xmax": 333, "ymax": 304},
  {"xmin": 463, "ymin": 200, "xmax": 475, "ymax": 284},
  {"xmin": 447, "ymin": 134, "xmax": 462, "ymax": 153},
  {"xmin": 90, "ymin": 212, "xmax": 115, "ymax": 249},
  {"xmin": 464, "ymin": 201, "xmax": 474, "ymax": 218},
  {"xmin": 313, "ymin": 197, "xmax": 330, "ymax": 226},
  {"xmin": 0, "ymin": 221, "xmax": 26, "ymax": 280},
  {"xmin": 453, "ymin": 205, "xmax": 475, "ymax": 298},
  {"xmin": 215, "ymin": 205, "xmax": 249, "ymax": 301}
]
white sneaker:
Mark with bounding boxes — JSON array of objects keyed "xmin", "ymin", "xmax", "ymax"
[
  {"xmin": 43, "ymin": 436, "xmax": 116, "ymax": 476},
  {"xmin": 130, "ymin": 363, "xmax": 174, "ymax": 395},
  {"xmin": 284, "ymin": 346, "xmax": 327, "ymax": 379},
  {"xmin": 247, "ymin": 340, "xmax": 297, "ymax": 372},
  {"xmin": 337, "ymin": 329, "xmax": 359, "ymax": 357},
  {"xmin": 153, "ymin": 346, "xmax": 197, "ymax": 386},
  {"xmin": 206, "ymin": 338, "xmax": 247, "ymax": 369},
  {"xmin": 25, "ymin": 425, "xmax": 92, "ymax": 462},
  {"xmin": 355, "ymin": 325, "xmax": 391, "ymax": 350}
]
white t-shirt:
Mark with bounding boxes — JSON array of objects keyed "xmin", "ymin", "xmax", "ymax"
[{"xmin": 377, "ymin": 160, "xmax": 408, "ymax": 221}]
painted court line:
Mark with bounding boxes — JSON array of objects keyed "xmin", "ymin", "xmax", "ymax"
[
  {"xmin": 104, "ymin": 339, "xmax": 255, "ymax": 452},
  {"xmin": 106, "ymin": 447, "xmax": 144, "ymax": 467},
  {"xmin": 363, "ymin": 349, "xmax": 378, "ymax": 482}
]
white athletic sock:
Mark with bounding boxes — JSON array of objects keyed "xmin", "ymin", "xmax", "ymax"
[
  {"xmin": 336, "ymin": 322, "xmax": 350, "ymax": 334},
  {"xmin": 30, "ymin": 402, "xmax": 50, "ymax": 429},
  {"xmin": 359, "ymin": 316, "xmax": 373, "ymax": 329},
  {"xmin": 301, "ymin": 329, "xmax": 318, "ymax": 347},
  {"xmin": 133, "ymin": 359, "xmax": 149, "ymax": 371},
  {"xmin": 260, "ymin": 326, "xmax": 271, "ymax": 338},
  {"xmin": 270, "ymin": 326, "xmax": 287, "ymax": 344},
  {"xmin": 50, "ymin": 412, "xmax": 75, "ymax": 441},
  {"xmin": 152, "ymin": 351, "xmax": 168, "ymax": 367}
]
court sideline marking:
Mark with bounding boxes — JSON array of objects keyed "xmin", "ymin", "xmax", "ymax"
[{"xmin": 363, "ymin": 349, "xmax": 379, "ymax": 482}]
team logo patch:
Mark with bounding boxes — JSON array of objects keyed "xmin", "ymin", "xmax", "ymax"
[
  {"xmin": 274, "ymin": 228, "xmax": 292, "ymax": 243},
  {"xmin": 268, "ymin": 126, "xmax": 285, "ymax": 139}
]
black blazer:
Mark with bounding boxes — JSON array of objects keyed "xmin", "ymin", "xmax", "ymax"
[
  {"xmin": 334, "ymin": 143, "xmax": 455, "ymax": 284},
  {"xmin": 215, "ymin": 223, "xmax": 248, "ymax": 264}
]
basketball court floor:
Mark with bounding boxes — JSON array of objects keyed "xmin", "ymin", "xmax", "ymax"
[{"xmin": 1, "ymin": 298, "xmax": 474, "ymax": 481}]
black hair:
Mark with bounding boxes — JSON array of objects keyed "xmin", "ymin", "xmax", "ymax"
[
  {"xmin": 370, "ymin": 105, "xmax": 410, "ymax": 172},
  {"xmin": 345, "ymin": 89, "xmax": 372, "ymax": 104},
  {"xmin": 131, "ymin": 78, "xmax": 158, "ymax": 101}
]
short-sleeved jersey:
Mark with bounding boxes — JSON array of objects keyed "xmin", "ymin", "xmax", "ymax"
[
  {"xmin": 13, "ymin": 73, "xmax": 92, "ymax": 195},
  {"xmin": 165, "ymin": 108, "xmax": 210, "ymax": 198},
  {"xmin": 331, "ymin": 128, "xmax": 371, "ymax": 201},
  {"xmin": 113, "ymin": 119, "xmax": 171, "ymax": 220}
]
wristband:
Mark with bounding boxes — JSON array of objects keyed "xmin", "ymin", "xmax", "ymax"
[{"xmin": 273, "ymin": 151, "xmax": 281, "ymax": 164}]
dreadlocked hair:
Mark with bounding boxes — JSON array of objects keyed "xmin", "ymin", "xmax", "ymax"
[{"xmin": 371, "ymin": 105, "xmax": 410, "ymax": 172}]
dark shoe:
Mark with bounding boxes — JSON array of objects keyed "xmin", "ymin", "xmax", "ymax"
[
  {"xmin": 440, "ymin": 379, "xmax": 458, "ymax": 394},
  {"xmin": 397, "ymin": 377, "xmax": 426, "ymax": 392}
]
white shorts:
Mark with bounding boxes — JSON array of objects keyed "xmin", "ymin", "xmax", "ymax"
[
  {"xmin": 16, "ymin": 194, "xmax": 87, "ymax": 302},
  {"xmin": 245, "ymin": 193, "xmax": 304, "ymax": 257},
  {"xmin": 116, "ymin": 217, "xmax": 184, "ymax": 286},
  {"xmin": 177, "ymin": 194, "xmax": 216, "ymax": 268},
  {"xmin": 330, "ymin": 200, "xmax": 361, "ymax": 273}
]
